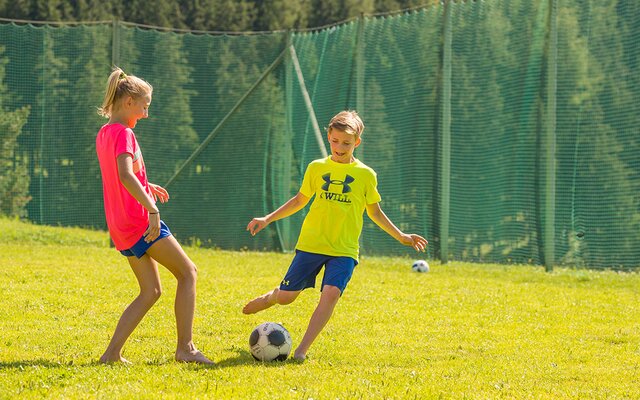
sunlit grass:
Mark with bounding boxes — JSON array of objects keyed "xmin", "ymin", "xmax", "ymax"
[{"xmin": 0, "ymin": 218, "xmax": 639, "ymax": 398}]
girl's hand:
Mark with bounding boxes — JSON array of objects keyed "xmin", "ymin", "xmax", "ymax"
[
  {"xmin": 144, "ymin": 212, "xmax": 161, "ymax": 242},
  {"xmin": 149, "ymin": 183, "xmax": 169, "ymax": 203},
  {"xmin": 400, "ymin": 233, "xmax": 428, "ymax": 252}
]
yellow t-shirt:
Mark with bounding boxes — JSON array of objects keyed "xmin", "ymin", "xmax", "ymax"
[{"xmin": 296, "ymin": 157, "xmax": 381, "ymax": 260}]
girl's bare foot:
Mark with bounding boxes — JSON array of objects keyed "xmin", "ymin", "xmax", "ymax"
[
  {"xmin": 99, "ymin": 355, "xmax": 132, "ymax": 365},
  {"xmin": 175, "ymin": 348, "xmax": 214, "ymax": 365},
  {"xmin": 242, "ymin": 290, "xmax": 277, "ymax": 314}
]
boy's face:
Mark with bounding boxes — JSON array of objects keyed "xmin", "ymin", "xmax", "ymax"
[{"xmin": 328, "ymin": 127, "xmax": 361, "ymax": 164}]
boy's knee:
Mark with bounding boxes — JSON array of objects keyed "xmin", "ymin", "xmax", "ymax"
[{"xmin": 321, "ymin": 285, "xmax": 342, "ymax": 301}]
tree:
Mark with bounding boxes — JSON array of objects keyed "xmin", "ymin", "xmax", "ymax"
[
  {"xmin": 0, "ymin": 106, "xmax": 30, "ymax": 218},
  {"xmin": 132, "ymin": 30, "xmax": 200, "ymax": 183},
  {"xmin": 253, "ymin": 0, "xmax": 310, "ymax": 31},
  {"xmin": 181, "ymin": 0, "xmax": 256, "ymax": 32},
  {"xmin": 123, "ymin": 0, "xmax": 187, "ymax": 29},
  {"xmin": 555, "ymin": 0, "xmax": 640, "ymax": 267},
  {"xmin": 65, "ymin": 25, "xmax": 113, "ymax": 228},
  {"xmin": 0, "ymin": 46, "xmax": 31, "ymax": 218},
  {"xmin": 308, "ymin": 0, "xmax": 375, "ymax": 27}
]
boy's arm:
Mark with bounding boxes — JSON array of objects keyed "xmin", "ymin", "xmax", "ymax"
[
  {"xmin": 366, "ymin": 202, "xmax": 428, "ymax": 252},
  {"xmin": 247, "ymin": 192, "xmax": 310, "ymax": 236}
]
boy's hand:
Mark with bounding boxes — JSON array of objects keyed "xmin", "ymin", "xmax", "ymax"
[
  {"xmin": 400, "ymin": 234, "xmax": 428, "ymax": 252},
  {"xmin": 247, "ymin": 217, "xmax": 269, "ymax": 236}
]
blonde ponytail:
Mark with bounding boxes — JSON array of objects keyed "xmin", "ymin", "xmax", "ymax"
[{"xmin": 97, "ymin": 67, "xmax": 152, "ymax": 118}]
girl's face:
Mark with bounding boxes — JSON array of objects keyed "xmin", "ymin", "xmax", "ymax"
[
  {"xmin": 123, "ymin": 93, "xmax": 151, "ymax": 128},
  {"xmin": 328, "ymin": 128, "xmax": 361, "ymax": 164}
]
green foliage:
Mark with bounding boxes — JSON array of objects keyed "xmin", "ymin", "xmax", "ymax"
[
  {"xmin": 134, "ymin": 31, "xmax": 200, "ymax": 184},
  {"xmin": 0, "ymin": 1, "xmax": 638, "ymax": 269},
  {"xmin": 253, "ymin": 0, "xmax": 310, "ymax": 31},
  {"xmin": 308, "ymin": 0, "xmax": 376, "ymax": 27},
  {"xmin": 554, "ymin": 0, "xmax": 640, "ymax": 266},
  {"xmin": 0, "ymin": 105, "xmax": 30, "ymax": 217},
  {"xmin": 66, "ymin": 25, "xmax": 113, "ymax": 227},
  {"xmin": 0, "ymin": 47, "xmax": 31, "ymax": 218},
  {"xmin": 0, "ymin": 0, "xmax": 439, "ymax": 31},
  {"xmin": 181, "ymin": 0, "xmax": 257, "ymax": 31},
  {"xmin": 1, "ymin": 219, "xmax": 639, "ymax": 398}
]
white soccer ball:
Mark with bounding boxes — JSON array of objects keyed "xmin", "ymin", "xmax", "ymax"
[
  {"xmin": 412, "ymin": 259, "xmax": 430, "ymax": 273},
  {"xmin": 249, "ymin": 322, "xmax": 292, "ymax": 361}
]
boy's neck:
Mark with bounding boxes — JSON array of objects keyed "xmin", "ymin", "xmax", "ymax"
[{"xmin": 331, "ymin": 156, "xmax": 355, "ymax": 164}]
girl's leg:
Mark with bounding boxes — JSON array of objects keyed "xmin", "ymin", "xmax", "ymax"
[
  {"xmin": 293, "ymin": 284, "xmax": 341, "ymax": 361},
  {"xmin": 100, "ymin": 255, "xmax": 162, "ymax": 363},
  {"xmin": 146, "ymin": 235, "xmax": 212, "ymax": 364},
  {"xmin": 242, "ymin": 288, "xmax": 300, "ymax": 314}
]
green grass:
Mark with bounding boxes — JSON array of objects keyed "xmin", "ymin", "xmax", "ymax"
[{"xmin": 0, "ymin": 218, "xmax": 639, "ymax": 399}]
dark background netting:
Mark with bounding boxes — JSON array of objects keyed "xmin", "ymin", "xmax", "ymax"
[{"xmin": 1, "ymin": 0, "xmax": 638, "ymax": 269}]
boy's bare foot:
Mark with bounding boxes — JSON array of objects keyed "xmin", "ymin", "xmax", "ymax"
[
  {"xmin": 292, "ymin": 351, "xmax": 306, "ymax": 361},
  {"xmin": 99, "ymin": 355, "xmax": 132, "ymax": 365},
  {"xmin": 175, "ymin": 349, "xmax": 214, "ymax": 365},
  {"xmin": 242, "ymin": 290, "xmax": 277, "ymax": 314}
]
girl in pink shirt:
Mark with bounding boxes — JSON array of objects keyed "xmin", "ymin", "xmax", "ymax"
[{"xmin": 96, "ymin": 67, "xmax": 212, "ymax": 365}]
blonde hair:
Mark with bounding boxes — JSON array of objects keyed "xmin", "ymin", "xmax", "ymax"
[
  {"xmin": 98, "ymin": 67, "xmax": 153, "ymax": 118},
  {"xmin": 327, "ymin": 110, "xmax": 365, "ymax": 138}
]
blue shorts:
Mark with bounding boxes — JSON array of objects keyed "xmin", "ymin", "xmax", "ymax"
[
  {"xmin": 120, "ymin": 220, "xmax": 172, "ymax": 258},
  {"xmin": 279, "ymin": 250, "xmax": 358, "ymax": 294}
]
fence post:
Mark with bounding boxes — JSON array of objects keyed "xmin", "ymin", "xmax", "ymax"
[
  {"xmin": 544, "ymin": 0, "xmax": 557, "ymax": 272},
  {"xmin": 356, "ymin": 13, "xmax": 365, "ymax": 128},
  {"xmin": 440, "ymin": 0, "xmax": 452, "ymax": 264},
  {"xmin": 355, "ymin": 13, "xmax": 365, "ymax": 253},
  {"xmin": 38, "ymin": 28, "xmax": 46, "ymax": 224}
]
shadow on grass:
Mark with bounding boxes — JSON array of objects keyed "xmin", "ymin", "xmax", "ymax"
[
  {"xmin": 136, "ymin": 348, "xmax": 301, "ymax": 369},
  {"xmin": 214, "ymin": 348, "xmax": 304, "ymax": 369},
  {"xmin": 0, "ymin": 350, "xmax": 304, "ymax": 370},
  {"xmin": 0, "ymin": 359, "xmax": 76, "ymax": 369}
]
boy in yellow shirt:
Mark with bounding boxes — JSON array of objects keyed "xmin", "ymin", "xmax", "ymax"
[{"xmin": 243, "ymin": 110, "xmax": 428, "ymax": 360}]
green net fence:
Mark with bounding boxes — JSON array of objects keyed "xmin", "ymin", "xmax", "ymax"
[{"xmin": 0, "ymin": 0, "xmax": 638, "ymax": 269}]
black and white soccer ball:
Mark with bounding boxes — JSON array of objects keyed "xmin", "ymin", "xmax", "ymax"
[
  {"xmin": 412, "ymin": 259, "xmax": 430, "ymax": 273},
  {"xmin": 249, "ymin": 322, "xmax": 292, "ymax": 361}
]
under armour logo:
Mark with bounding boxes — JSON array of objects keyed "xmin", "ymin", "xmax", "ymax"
[
  {"xmin": 321, "ymin": 173, "xmax": 354, "ymax": 193},
  {"xmin": 281, "ymin": 280, "xmax": 290, "ymax": 286}
]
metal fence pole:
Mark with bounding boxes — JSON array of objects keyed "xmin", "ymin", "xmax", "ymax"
[
  {"xmin": 440, "ymin": 0, "xmax": 452, "ymax": 264},
  {"xmin": 544, "ymin": 0, "xmax": 558, "ymax": 272},
  {"xmin": 289, "ymin": 44, "xmax": 328, "ymax": 158}
]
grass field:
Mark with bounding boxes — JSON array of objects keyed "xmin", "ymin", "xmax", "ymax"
[{"xmin": 1, "ymin": 218, "xmax": 639, "ymax": 399}]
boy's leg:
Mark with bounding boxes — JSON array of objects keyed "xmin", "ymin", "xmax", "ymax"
[
  {"xmin": 244, "ymin": 250, "xmax": 321, "ymax": 314},
  {"xmin": 293, "ymin": 256, "xmax": 355, "ymax": 360},
  {"xmin": 100, "ymin": 255, "xmax": 162, "ymax": 364},
  {"xmin": 293, "ymin": 284, "xmax": 341, "ymax": 360},
  {"xmin": 146, "ymin": 235, "xmax": 212, "ymax": 364},
  {"xmin": 242, "ymin": 288, "xmax": 300, "ymax": 314}
]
